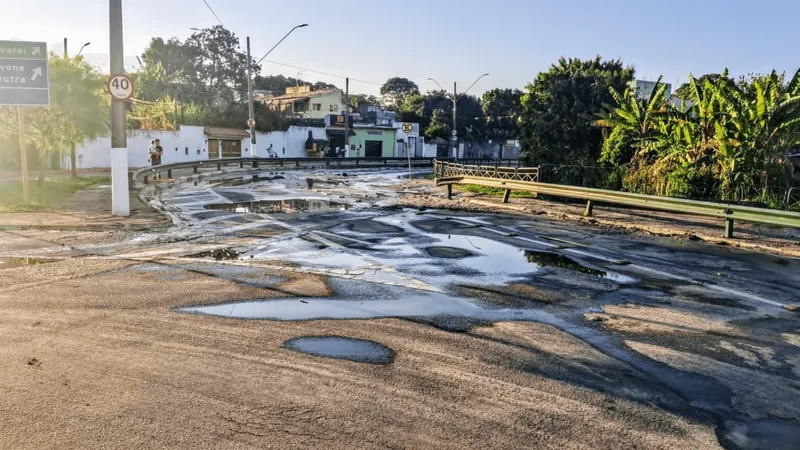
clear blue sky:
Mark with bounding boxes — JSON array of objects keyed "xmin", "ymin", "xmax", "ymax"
[{"xmin": 2, "ymin": 0, "xmax": 799, "ymax": 96}]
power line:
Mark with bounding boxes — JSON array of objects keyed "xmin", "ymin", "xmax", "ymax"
[
  {"xmin": 200, "ymin": 0, "xmax": 224, "ymax": 26},
  {"xmin": 260, "ymin": 59, "xmax": 382, "ymax": 86}
]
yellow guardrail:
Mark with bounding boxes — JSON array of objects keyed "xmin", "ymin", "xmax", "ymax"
[{"xmin": 433, "ymin": 160, "xmax": 800, "ymax": 238}]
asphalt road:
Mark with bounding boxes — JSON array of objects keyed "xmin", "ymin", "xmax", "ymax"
[{"xmin": 1, "ymin": 168, "xmax": 799, "ymax": 449}]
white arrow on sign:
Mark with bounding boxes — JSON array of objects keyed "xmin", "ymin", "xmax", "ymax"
[
  {"xmin": 31, "ymin": 67, "xmax": 42, "ymax": 81},
  {"xmin": 31, "ymin": 46, "xmax": 40, "ymax": 56}
]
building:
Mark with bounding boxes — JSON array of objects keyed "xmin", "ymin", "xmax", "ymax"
[
  {"xmin": 264, "ymin": 85, "xmax": 346, "ymax": 119},
  {"xmin": 631, "ymin": 80, "xmax": 672, "ymax": 101}
]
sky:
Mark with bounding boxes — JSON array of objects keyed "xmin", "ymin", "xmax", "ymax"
[{"xmin": 2, "ymin": 0, "xmax": 799, "ymax": 97}]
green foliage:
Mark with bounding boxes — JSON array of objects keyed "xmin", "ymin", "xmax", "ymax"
[
  {"xmin": 0, "ymin": 176, "xmax": 109, "ymax": 212},
  {"xmin": 457, "ymin": 185, "xmax": 535, "ymax": 198},
  {"xmin": 254, "ymin": 74, "xmax": 336, "ymax": 95},
  {"xmin": 128, "ymin": 96, "xmax": 207, "ymax": 130},
  {"xmin": 0, "ymin": 54, "xmax": 108, "ymax": 173},
  {"xmin": 482, "ymin": 88, "xmax": 522, "ymax": 139},
  {"xmin": 380, "ymin": 77, "xmax": 420, "ymax": 99},
  {"xmin": 519, "ymin": 56, "xmax": 635, "ymax": 167},
  {"xmin": 598, "ymin": 67, "xmax": 800, "ymax": 207}
]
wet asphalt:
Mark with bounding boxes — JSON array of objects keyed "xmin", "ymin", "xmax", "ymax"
[{"xmin": 154, "ymin": 168, "xmax": 800, "ymax": 450}]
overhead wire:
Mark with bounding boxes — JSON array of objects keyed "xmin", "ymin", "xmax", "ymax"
[
  {"xmin": 200, "ymin": 0, "xmax": 224, "ymax": 26},
  {"xmin": 260, "ymin": 59, "xmax": 382, "ymax": 86}
]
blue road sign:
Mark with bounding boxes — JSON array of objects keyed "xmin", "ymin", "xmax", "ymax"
[{"xmin": 0, "ymin": 40, "xmax": 49, "ymax": 106}]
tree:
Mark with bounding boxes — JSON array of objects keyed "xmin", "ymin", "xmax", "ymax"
[
  {"xmin": 598, "ymin": 68, "xmax": 800, "ymax": 203},
  {"xmin": 141, "ymin": 37, "xmax": 194, "ymax": 85},
  {"xmin": 482, "ymin": 88, "xmax": 522, "ymax": 139},
  {"xmin": 139, "ymin": 26, "xmax": 258, "ymax": 107},
  {"xmin": 396, "ymin": 93, "xmax": 425, "ymax": 123},
  {"xmin": 519, "ymin": 56, "xmax": 635, "ymax": 166},
  {"xmin": 183, "ymin": 26, "xmax": 259, "ymax": 104},
  {"xmin": 253, "ymin": 74, "xmax": 337, "ymax": 95},
  {"xmin": 595, "ymin": 76, "xmax": 669, "ymax": 166},
  {"xmin": 128, "ymin": 96, "xmax": 206, "ymax": 131},
  {"xmin": 23, "ymin": 54, "xmax": 108, "ymax": 179},
  {"xmin": 380, "ymin": 77, "xmax": 420, "ymax": 105}
]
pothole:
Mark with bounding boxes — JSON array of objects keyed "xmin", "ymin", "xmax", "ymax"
[
  {"xmin": 187, "ymin": 248, "xmax": 240, "ymax": 260},
  {"xmin": 205, "ymin": 199, "xmax": 350, "ymax": 214},
  {"xmin": 425, "ymin": 246, "xmax": 474, "ymax": 259},
  {"xmin": 283, "ymin": 336, "xmax": 395, "ymax": 364}
]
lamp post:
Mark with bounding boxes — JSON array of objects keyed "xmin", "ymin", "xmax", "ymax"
[
  {"xmin": 247, "ymin": 24, "xmax": 308, "ymax": 157},
  {"xmin": 77, "ymin": 42, "xmax": 91, "ymax": 57},
  {"xmin": 428, "ymin": 73, "xmax": 489, "ymax": 159}
]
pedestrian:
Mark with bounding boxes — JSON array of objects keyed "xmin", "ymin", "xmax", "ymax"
[{"xmin": 149, "ymin": 139, "xmax": 163, "ymax": 179}]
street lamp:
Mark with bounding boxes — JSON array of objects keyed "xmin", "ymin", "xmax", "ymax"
[
  {"xmin": 428, "ymin": 73, "xmax": 489, "ymax": 158},
  {"xmin": 77, "ymin": 42, "xmax": 91, "ymax": 57},
  {"xmin": 255, "ymin": 24, "xmax": 308, "ymax": 65},
  {"xmin": 247, "ymin": 24, "xmax": 309, "ymax": 157}
]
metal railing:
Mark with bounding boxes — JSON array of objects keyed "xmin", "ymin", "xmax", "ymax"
[
  {"xmin": 434, "ymin": 160, "xmax": 538, "ymax": 182},
  {"xmin": 434, "ymin": 160, "xmax": 800, "ymax": 238},
  {"xmin": 132, "ymin": 157, "xmax": 523, "ymax": 185}
]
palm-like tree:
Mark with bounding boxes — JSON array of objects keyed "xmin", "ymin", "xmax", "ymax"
[{"xmin": 595, "ymin": 76, "xmax": 669, "ymax": 165}]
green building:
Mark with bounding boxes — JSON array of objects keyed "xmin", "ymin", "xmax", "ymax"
[{"xmin": 348, "ymin": 126, "xmax": 398, "ymax": 158}]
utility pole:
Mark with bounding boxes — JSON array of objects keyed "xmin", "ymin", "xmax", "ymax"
[
  {"xmin": 453, "ymin": 81, "xmax": 457, "ymax": 159},
  {"xmin": 63, "ymin": 37, "xmax": 78, "ymax": 178},
  {"xmin": 344, "ymin": 77, "xmax": 349, "ymax": 157},
  {"xmin": 109, "ymin": 0, "xmax": 129, "ymax": 216},
  {"xmin": 17, "ymin": 107, "xmax": 29, "ymax": 203},
  {"xmin": 246, "ymin": 36, "xmax": 256, "ymax": 157}
]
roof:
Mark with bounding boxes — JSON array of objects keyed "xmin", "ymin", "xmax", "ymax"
[
  {"xmin": 266, "ymin": 89, "xmax": 341, "ymax": 103},
  {"xmin": 204, "ymin": 127, "xmax": 250, "ymax": 139}
]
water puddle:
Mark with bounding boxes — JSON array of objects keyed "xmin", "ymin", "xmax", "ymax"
[
  {"xmin": 205, "ymin": 199, "xmax": 350, "ymax": 214},
  {"xmin": 723, "ymin": 418, "xmax": 800, "ymax": 450},
  {"xmin": 283, "ymin": 336, "xmax": 395, "ymax": 364},
  {"xmin": 187, "ymin": 248, "xmax": 240, "ymax": 261},
  {"xmin": 178, "ymin": 293, "xmax": 554, "ymax": 322},
  {"xmin": 0, "ymin": 257, "xmax": 55, "ymax": 269},
  {"xmin": 524, "ymin": 250, "xmax": 606, "ymax": 276}
]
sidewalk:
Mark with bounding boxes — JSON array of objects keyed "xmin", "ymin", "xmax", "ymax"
[
  {"xmin": 0, "ymin": 169, "xmax": 111, "ymax": 182},
  {"xmin": 0, "ymin": 184, "xmax": 169, "ymax": 231}
]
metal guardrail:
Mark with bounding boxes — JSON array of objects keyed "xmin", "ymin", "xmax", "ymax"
[
  {"xmin": 131, "ymin": 157, "xmax": 522, "ymax": 185},
  {"xmin": 433, "ymin": 160, "xmax": 800, "ymax": 238}
]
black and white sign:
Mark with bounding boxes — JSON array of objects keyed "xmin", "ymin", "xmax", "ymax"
[
  {"xmin": 247, "ymin": 118, "xmax": 255, "ymax": 128},
  {"xmin": 401, "ymin": 122, "xmax": 413, "ymax": 134},
  {"xmin": 0, "ymin": 40, "xmax": 49, "ymax": 106},
  {"xmin": 107, "ymin": 74, "xmax": 134, "ymax": 101}
]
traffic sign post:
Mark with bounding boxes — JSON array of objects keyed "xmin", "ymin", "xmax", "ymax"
[
  {"xmin": 0, "ymin": 40, "xmax": 49, "ymax": 203},
  {"xmin": 107, "ymin": 74, "xmax": 134, "ymax": 101},
  {"xmin": 0, "ymin": 40, "xmax": 49, "ymax": 106}
]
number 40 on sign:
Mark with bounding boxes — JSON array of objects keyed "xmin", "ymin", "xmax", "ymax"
[{"xmin": 107, "ymin": 74, "xmax": 134, "ymax": 101}]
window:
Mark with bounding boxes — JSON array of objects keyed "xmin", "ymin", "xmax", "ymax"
[
  {"xmin": 312, "ymin": 103, "xmax": 322, "ymax": 111},
  {"xmin": 329, "ymin": 104, "xmax": 338, "ymax": 113}
]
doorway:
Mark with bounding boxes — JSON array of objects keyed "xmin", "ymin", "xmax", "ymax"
[{"xmin": 365, "ymin": 140, "xmax": 383, "ymax": 158}]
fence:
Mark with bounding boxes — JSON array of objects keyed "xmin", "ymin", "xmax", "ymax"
[{"xmin": 433, "ymin": 160, "xmax": 800, "ymax": 237}]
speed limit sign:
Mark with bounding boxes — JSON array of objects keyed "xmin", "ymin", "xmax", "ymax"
[
  {"xmin": 107, "ymin": 74, "xmax": 134, "ymax": 101},
  {"xmin": 247, "ymin": 118, "xmax": 255, "ymax": 128}
]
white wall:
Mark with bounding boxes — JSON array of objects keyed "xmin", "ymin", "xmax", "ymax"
[
  {"xmin": 250, "ymin": 126, "xmax": 326, "ymax": 158},
  {"xmin": 66, "ymin": 125, "xmax": 335, "ymax": 169},
  {"xmin": 66, "ymin": 126, "xmax": 209, "ymax": 169}
]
